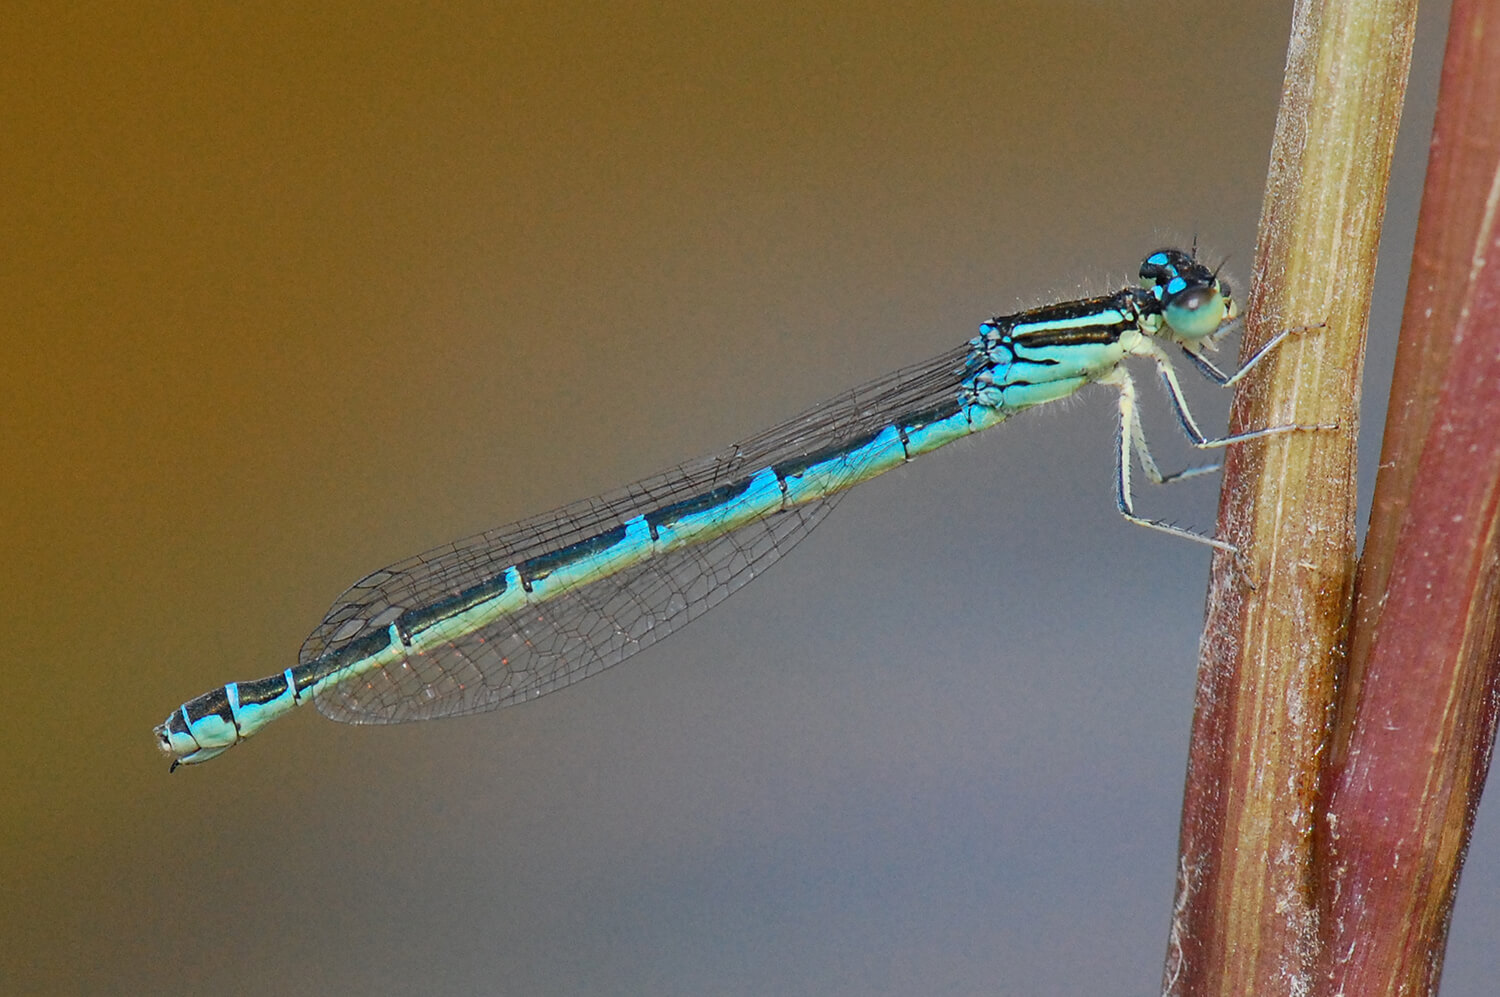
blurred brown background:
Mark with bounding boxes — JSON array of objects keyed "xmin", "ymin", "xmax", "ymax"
[{"xmin": 4, "ymin": 3, "xmax": 1484, "ymax": 994}]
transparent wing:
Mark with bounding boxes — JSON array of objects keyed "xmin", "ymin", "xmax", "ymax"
[
  {"xmin": 302, "ymin": 340, "xmax": 976, "ymax": 724},
  {"xmin": 313, "ymin": 495, "xmax": 842, "ymax": 724}
]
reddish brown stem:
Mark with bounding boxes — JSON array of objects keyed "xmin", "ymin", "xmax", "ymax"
[{"xmin": 1316, "ymin": 0, "xmax": 1500, "ymax": 991}]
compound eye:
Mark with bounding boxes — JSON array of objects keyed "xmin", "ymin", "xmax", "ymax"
[{"xmin": 1164, "ymin": 284, "xmax": 1229, "ymax": 340}]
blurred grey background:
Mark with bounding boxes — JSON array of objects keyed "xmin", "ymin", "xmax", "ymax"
[{"xmin": 5, "ymin": 3, "xmax": 1487, "ymax": 994}]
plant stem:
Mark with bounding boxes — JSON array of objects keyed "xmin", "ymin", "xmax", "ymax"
[
  {"xmin": 1316, "ymin": 0, "xmax": 1500, "ymax": 990},
  {"xmin": 1165, "ymin": 0, "xmax": 1418, "ymax": 993}
]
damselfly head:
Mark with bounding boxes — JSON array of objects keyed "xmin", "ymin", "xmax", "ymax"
[{"xmin": 1139, "ymin": 248, "xmax": 1238, "ymax": 342}]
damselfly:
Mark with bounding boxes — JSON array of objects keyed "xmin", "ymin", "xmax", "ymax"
[{"xmin": 157, "ymin": 248, "xmax": 1306, "ymax": 770}]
